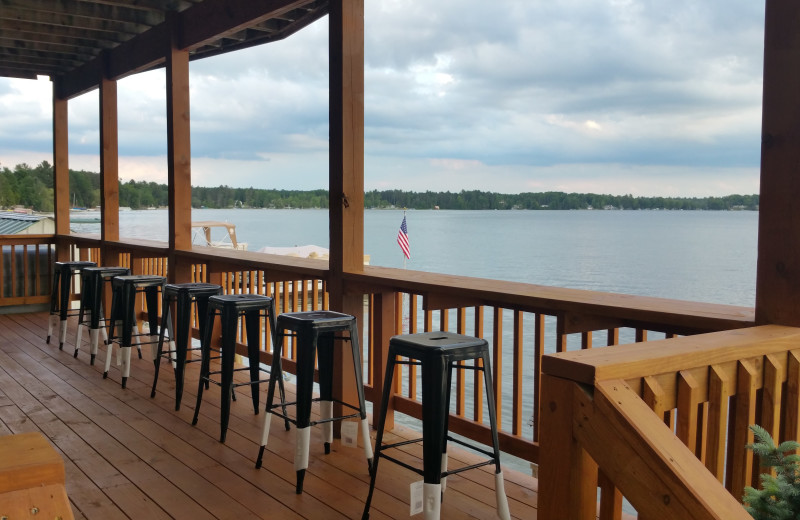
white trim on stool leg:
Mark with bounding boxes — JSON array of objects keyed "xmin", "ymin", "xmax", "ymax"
[
  {"xmin": 495, "ymin": 471, "xmax": 511, "ymax": 520},
  {"xmin": 90, "ymin": 329, "xmax": 100, "ymax": 357},
  {"xmin": 320, "ymin": 401, "xmax": 333, "ymax": 445},
  {"xmin": 59, "ymin": 318, "xmax": 68, "ymax": 345},
  {"xmin": 47, "ymin": 313, "xmax": 55, "ymax": 340},
  {"xmin": 259, "ymin": 410, "xmax": 272, "ymax": 446},
  {"xmin": 75, "ymin": 312, "xmax": 84, "ymax": 352},
  {"xmin": 122, "ymin": 347, "xmax": 132, "ymax": 378},
  {"xmin": 295, "ymin": 426, "xmax": 311, "ymax": 471},
  {"xmin": 360, "ymin": 418, "xmax": 373, "ymax": 460},
  {"xmin": 423, "ymin": 483, "xmax": 442, "ymax": 520}
]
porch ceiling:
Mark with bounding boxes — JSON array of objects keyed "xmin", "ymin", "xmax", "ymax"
[{"xmin": 0, "ymin": 0, "xmax": 328, "ymax": 98}]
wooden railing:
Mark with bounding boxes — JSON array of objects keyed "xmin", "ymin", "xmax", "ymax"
[
  {"xmin": 0, "ymin": 235, "xmax": 55, "ymax": 307},
  {"xmin": 538, "ymin": 325, "xmax": 800, "ymax": 519},
  {"xmin": 348, "ymin": 266, "xmax": 754, "ymax": 466},
  {"xmin": 5, "ymin": 234, "xmax": 759, "ymax": 477}
]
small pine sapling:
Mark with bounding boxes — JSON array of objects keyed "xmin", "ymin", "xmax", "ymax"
[{"xmin": 743, "ymin": 424, "xmax": 800, "ymax": 520}]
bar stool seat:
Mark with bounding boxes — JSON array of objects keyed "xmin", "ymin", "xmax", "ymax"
[
  {"xmin": 191, "ymin": 293, "xmax": 287, "ymax": 443},
  {"xmin": 152, "ymin": 282, "xmax": 222, "ymax": 410},
  {"xmin": 75, "ymin": 266, "xmax": 131, "ymax": 363},
  {"xmin": 47, "ymin": 260, "xmax": 96, "ymax": 349},
  {"xmin": 257, "ymin": 310, "xmax": 373, "ymax": 495},
  {"xmin": 105, "ymin": 275, "xmax": 165, "ymax": 389},
  {"xmin": 362, "ymin": 331, "xmax": 510, "ymax": 520}
]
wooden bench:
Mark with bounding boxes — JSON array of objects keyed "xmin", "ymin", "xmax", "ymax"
[{"xmin": 0, "ymin": 432, "xmax": 73, "ymax": 519}]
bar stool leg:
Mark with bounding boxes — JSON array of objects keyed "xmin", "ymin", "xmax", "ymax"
[
  {"xmin": 293, "ymin": 329, "xmax": 318, "ymax": 494},
  {"xmin": 421, "ymin": 355, "xmax": 448, "ymax": 520},
  {"xmin": 317, "ymin": 333, "xmax": 334, "ymax": 455},
  {"xmin": 103, "ymin": 283, "xmax": 121, "ymax": 379},
  {"xmin": 46, "ymin": 269, "xmax": 60, "ymax": 344},
  {"xmin": 218, "ymin": 306, "xmax": 239, "ymax": 442},
  {"xmin": 347, "ymin": 325, "xmax": 374, "ymax": 469},
  {"xmin": 152, "ymin": 295, "xmax": 172, "ymax": 399},
  {"xmin": 256, "ymin": 330, "xmax": 281, "ymax": 470},
  {"xmin": 481, "ymin": 352, "xmax": 511, "ymax": 520},
  {"xmin": 192, "ymin": 307, "xmax": 216, "ymax": 428},
  {"xmin": 74, "ymin": 310, "xmax": 85, "ymax": 357},
  {"xmin": 256, "ymin": 328, "xmax": 290, "ymax": 470},
  {"xmin": 244, "ymin": 309, "xmax": 262, "ymax": 415},
  {"xmin": 89, "ymin": 276, "xmax": 104, "ymax": 365},
  {"xmin": 58, "ymin": 267, "xmax": 71, "ymax": 350},
  {"xmin": 171, "ymin": 296, "xmax": 188, "ymax": 409},
  {"xmin": 120, "ymin": 284, "xmax": 137, "ymax": 389},
  {"xmin": 362, "ymin": 354, "xmax": 397, "ymax": 520}
]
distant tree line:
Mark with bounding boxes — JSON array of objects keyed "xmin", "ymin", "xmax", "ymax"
[{"xmin": 1, "ymin": 161, "xmax": 759, "ymax": 212}]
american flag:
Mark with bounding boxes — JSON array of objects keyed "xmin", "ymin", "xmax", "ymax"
[{"xmin": 397, "ymin": 215, "xmax": 410, "ymax": 260}]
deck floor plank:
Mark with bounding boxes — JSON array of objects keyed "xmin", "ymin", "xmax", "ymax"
[{"xmin": 0, "ymin": 311, "xmax": 537, "ymax": 519}]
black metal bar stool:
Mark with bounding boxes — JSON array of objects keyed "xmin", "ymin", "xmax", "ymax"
[
  {"xmin": 152, "ymin": 282, "xmax": 222, "ymax": 411},
  {"xmin": 362, "ymin": 331, "xmax": 510, "ymax": 520},
  {"xmin": 75, "ymin": 266, "xmax": 131, "ymax": 363},
  {"xmin": 191, "ymin": 293, "xmax": 287, "ymax": 443},
  {"xmin": 47, "ymin": 260, "xmax": 96, "ymax": 349},
  {"xmin": 104, "ymin": 274, "xmax": 165, "ymax": 389},
  {"xmin": 257, "ymin": 310, "xmax": 373, "ymax": 495}
]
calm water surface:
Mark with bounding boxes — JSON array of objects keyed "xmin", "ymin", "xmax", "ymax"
[{"xmin": 100, "ymin": 208, "xmax": 757, "ymax": 307}]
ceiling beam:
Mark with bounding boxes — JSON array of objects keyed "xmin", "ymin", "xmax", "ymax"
[{"xmin": 56, "ymin": 0, "xmax": 321, "ymax": 99}]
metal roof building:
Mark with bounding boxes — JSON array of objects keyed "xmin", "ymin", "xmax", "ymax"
[{"xmin": 0, "ymin": 212, "xmax": 55, "ymax": 235}]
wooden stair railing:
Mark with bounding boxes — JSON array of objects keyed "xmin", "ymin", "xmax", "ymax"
[{"xmin": 538, "ymin": 325, "xmax": 800, "ymax": 520}]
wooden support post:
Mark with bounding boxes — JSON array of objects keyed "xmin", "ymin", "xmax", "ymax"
[
  {"xmin": 99, "ymin": 63, "xmax": 120, "ymax": 247},
  {"xmin": 52, "ymin": 82, "xmax": 70, "ymax": 261},
  {"xmin": 756, "ymin": 0, "xmax": 800, "ymax": 326},
  {"xmin": 328, "ymin": 0, "xmax": 365, "ymax": 432},
  {"xmin": 539, "ymin": 373, "xmax": 598, "ymax": 520},
  {"xmin": 371, "ymin": 291, "xmax": 396, "ymax": 430},
  {"xmin": 166, "ymin": 11, "xmax": 192, "ymax": 284}
]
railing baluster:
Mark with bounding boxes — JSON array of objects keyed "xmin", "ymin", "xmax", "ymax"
[
  {"xmin": 10, "ymin": 245, "xmax": 17, "ymax": 297},
  {"xmin": 598, "ymin": 470, "xmax": 622, "ymax": 520},
  {"xmin": 730, "ymin": 360, "xmax": 758, "ymax": 497},
  {"xmin": 493, "ymin": 307, "xmax": 503, "ymax": 428},
  {"xmin": 706, "ymin": 364, "xmax": 732, "ymax": 483},
  {"xmin": 677, "ymin": 370, "xmax": 702, "ymax": 459},
  {"xmin": 513, "ymin": 310, "xmax": 523, "ymax": 435},
  {"xmin": 456, "ymin": 307, "xmax": 466, "ymax": 417},
  {"xmin": 533, "ymin": 312, "xmax": 544, "ymax": 442},
  {"xmin": 581, "ymin": 330, "xmax": 592, "ymax": 349},
  {"xmin": 762, "ymin": 353, "xmax": 786, "ymax": 443},
  {"xmin": 473, "ymin": 305, "xmax": 484, "ymax": 423},
  {"xmin": 784, "ymin": 350, "xmax": 800, "ymax": 447}
]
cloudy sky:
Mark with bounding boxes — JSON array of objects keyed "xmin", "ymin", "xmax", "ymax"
[{"xmin": 0, "ymin": 0, "xmax": 765, "ymax": 196}]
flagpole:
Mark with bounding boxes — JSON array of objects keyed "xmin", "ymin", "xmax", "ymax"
[{"xmin": 402, "ymin": 209, "xmax": 407, "ymax": 269}]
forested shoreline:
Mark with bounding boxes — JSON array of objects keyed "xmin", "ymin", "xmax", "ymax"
[{"xmin": 1, "ymin": 161, "xmax": 759, "ymax": 212}]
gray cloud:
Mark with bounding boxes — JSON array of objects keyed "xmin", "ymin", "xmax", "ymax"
[{"xmin": 0, "ymin": 0, "xmax": 764, "ymax": 195}]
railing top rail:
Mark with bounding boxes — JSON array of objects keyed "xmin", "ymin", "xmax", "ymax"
[
  {"xmin": 346, "ymin": 265, "xmax": 755, "ymax": 332},
  {"xmin": 175, "ymin": 247, "xmax": 328, "ymax": 278},
  {"xmin": 0, "ymin": 234, "xmax": 55, "ymax": 245},
  {"xmin": 542, "ymin": 324, "xmax": 800, "ymax": 385}
]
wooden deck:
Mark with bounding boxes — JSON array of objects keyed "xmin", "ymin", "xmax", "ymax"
[{"xmin": 0, "ymin": 311, "xmax": 538, "ymax": 519}]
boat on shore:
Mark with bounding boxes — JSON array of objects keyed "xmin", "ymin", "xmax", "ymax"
[{"xmin": 192, "ymin": 221, "xmax": 247, "ymax": 250}]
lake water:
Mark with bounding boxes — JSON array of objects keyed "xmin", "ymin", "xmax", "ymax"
[{"xmin": 80, "ymin": 207, "xmax": 757, "ymax": 307}]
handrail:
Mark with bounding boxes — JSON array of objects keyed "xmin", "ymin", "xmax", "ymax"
[
  {"xmin": 539, "ymin": 325, "xmax": 800, "ymax": 519},
  {"xmin": 347, "ymin": 265, "xmax": 755, "ymax": 334}
]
